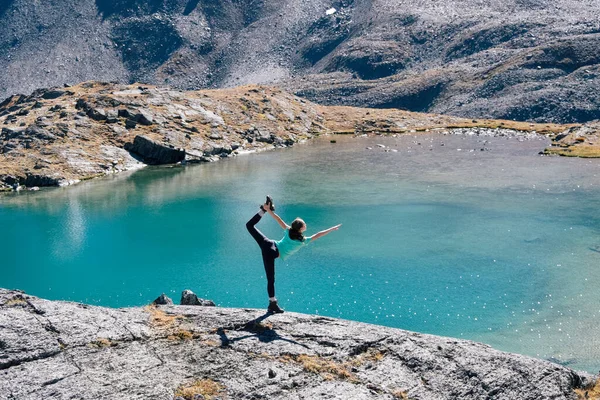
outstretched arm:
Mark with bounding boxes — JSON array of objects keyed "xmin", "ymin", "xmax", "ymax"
[
  {"xmin": 308, "ymin": 224, "xmax": 342, "ymax": 242},
  {"xmin": 266, "ymin": 205, "xmax": 290, "ymax": 230}
]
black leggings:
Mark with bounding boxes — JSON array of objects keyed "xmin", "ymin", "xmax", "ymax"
[{"xmin": 246, "ymin": 213, "xmax": 279, "ymax": 298}]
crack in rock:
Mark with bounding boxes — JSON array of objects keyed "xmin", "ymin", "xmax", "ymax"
[{"xmin": 0, "ymin": 349, "xmax": 62, "ymax": 371}]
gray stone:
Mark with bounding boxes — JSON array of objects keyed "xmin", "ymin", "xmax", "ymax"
[
  {"xmin": 106, "ymin": 109, "xmax": 118, "ymax": 119},
  {"xmin": 135, "ymin": 109, "xmax": 154, "ymax": 126},
  {"xmin": 106, "ymin": 109, "xmax": 119, "ymax": 123},
  {"xmin": 86, "ymin": 107, "xmax": 107, "ymax": 121},
  {"xmin": 125, "ymin": 119, "xmax": 137, "ymax": 129},
  {"xmin": 25, "ymin": 125, "xmax": 56, "ymax": 141},
  {"xmin": 118, "ymin": 108, "xmax": 132, "ymax": 119},
  {"xmin": 41, "ymin": 90, "xmax": 66, "ymax": 100},
  {"xmin": 180, "ymin": 289, "xmax": 216, "ymax": 306},
  {"xmin": 152, "ymin": 293, "xmax": 174, "ymax": 305},
  {"xmin": 124, "ymin": 135, "xmax": 186, "ymax": 165},
  {"xmin": 23, "ymin": 174, "xmax": 61, "ymax": 187},
  {"xmin": 0, "ymin": 288, "xmax": 593, "ymax": 400}
]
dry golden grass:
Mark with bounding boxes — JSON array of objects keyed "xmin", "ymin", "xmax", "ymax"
[
  {"xmin": 167, "ymin": 329, "xmax": 195, "ymax": 341},
  {"xmin": 349, "ymin": 348, "xmax": 386, "ymax": 367},
  {"xmin": 391, "ymin": 389, "xmax": 409, "ymax": 399},
  {"xmin": 3, "ymin": 298, "xmax": 27, "ymax": 307},
  {"xmin": 145, "ymin": 305, "xmax": 184, "ymax": 330},
  {"xmin": 318, "ymin": 102, "xmax": 572, "ymax": 136},
  {"xmin": 576, "ymin": 379, "xmax": 600, "ymax": 400},
  {"xmin": 89, "ymin": 338, "xmax": 116, "ymax": 348},
  {"xmin": 298, "ymin": 354, "xmax": 355, "ymax": 381},
  {"xmin": 280, "ymin": 354, "xmax": 357, "ymax": 382},
  {"xmin": 544, "ymin": 145, "xmax": 600, "ymax": 158},
  {"xmin": 246, "ymin": 321, "xmax": 273, "ymax": 333},
  {"xmin": 174, "ymin": 378, "xmax": 224, "ymax": 400},
  {"xmin": 278, "ymin": 347, "xmax": 388, "ymax": 383}
]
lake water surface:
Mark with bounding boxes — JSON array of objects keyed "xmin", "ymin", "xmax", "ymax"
[{"xmin": 2, "ymin": 132, "xmax": 599, "ymax": 372}]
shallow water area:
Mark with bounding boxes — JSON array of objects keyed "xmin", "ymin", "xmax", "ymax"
[{"xmin": 2, "ymin": 131, "xmax": 600, "ymax": 372}]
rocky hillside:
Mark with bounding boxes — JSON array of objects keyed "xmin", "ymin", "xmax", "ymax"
[
  {"xmin": 0, "ymin": 288, "xmax": 595, "ymax": 399},
  {"xmin": 0, "ymin": 81, "xmax": 325, "ymax": 190},
  {"xmin": 1, "ymin": 0, "xmax": 599, "ymax": 123},
  {"xmin": 1, "ymin": 81, "xmax": 599, "ymax": 191}
]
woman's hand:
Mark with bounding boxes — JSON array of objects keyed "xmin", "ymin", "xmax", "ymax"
[{"xmin": 310, "ymin": 224, "xmax": 342, "ymax": 241}]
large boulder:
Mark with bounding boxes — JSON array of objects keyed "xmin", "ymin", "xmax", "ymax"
[
  {"xmin": 180, "ymin": 290, "xmax": 215, "ymax": 306},
  {"xmin": 41, "ymin": 90, "xmax": 66, "ymax": 100},
  {"xmin": 135, "ymin": 109, "xmax": 154, "ymax": 126},
  {"xmin": 117, "ymin": 108, "xmax": 154, "ymax": 125},
  {"xmin": 75, "ymin": 99, "xmax": 107, "ymax": 121},
  {"xmin": 124, "ymin": 135, "xmax": 185, "ymax": 165}
]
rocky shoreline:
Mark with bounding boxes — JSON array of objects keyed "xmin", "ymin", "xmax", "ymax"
[
  {"xmin": 0, "ymin": 82, "xmax": 324, "ymax": 192},
  {"xmin": 0, "ymin": 288, "xmax": 596, "ymax": 399},
  {"xmin": 1, "ymin": 82, "xmax": 599, "ymax": 193}
]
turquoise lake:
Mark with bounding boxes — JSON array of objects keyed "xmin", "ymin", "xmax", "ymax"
[{"xmin": 1, "ymin": 133, "xmax": 599, "ymax": 373}]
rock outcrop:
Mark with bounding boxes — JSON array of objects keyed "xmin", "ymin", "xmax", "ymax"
[
  {"xmin": 0, "ymin": 289, "xmax": 594, "ymax": 399},
  {"xmin": 124, "ymin": 135, "xmax": 186, "ymax": 165}
]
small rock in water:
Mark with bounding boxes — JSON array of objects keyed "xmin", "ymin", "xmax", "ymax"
[
  {"xmin": 268, "ymin": 368, "xmax": 277, "ymax": 378},
  {"xmin": 181, "ymin": 289, "xmax": 216, "ymax": 306},
  {"xmin": 152, "ymin": 293, "xmax": 173, "ymax": 305}
]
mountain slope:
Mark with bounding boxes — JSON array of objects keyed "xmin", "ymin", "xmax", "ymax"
[{"xmin": 1, "ymin": 0, "xmax": 600, "ymax": 123}]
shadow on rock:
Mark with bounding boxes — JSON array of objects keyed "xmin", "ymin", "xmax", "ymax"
[{"xmin": 216, "ymin": 312, "xmax": 309, "ymax": 349}]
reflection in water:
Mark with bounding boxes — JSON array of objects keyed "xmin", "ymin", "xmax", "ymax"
[
  {"xmin": 0, "ymin": 152, "xmax": 286, "ymax": 213},
  {"xmin": 53, "ymin": 198, "xmax": 87, "ymax": 260}
]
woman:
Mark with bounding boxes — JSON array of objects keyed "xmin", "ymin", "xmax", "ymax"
[{"xmin": 246, "ymin": 196, "xmax": 341, "ymax": 314}]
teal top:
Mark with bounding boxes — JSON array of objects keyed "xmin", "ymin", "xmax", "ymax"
[{"xmin": 275, "ymin": 230, "xmax": 311, "ymax": 260}]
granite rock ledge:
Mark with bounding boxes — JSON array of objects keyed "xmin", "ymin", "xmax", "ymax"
[{"xmin": 0, "ymin": 288, "xmax": 593, "ymax": 399}]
